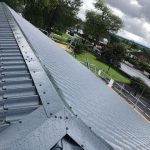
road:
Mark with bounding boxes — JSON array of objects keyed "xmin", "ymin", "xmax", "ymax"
[{"xmin": 121, "ymin": 63, "xmax": 150, "ymax": 86}]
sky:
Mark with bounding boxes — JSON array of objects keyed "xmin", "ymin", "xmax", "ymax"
[{"xmin": 78, "ymin": 0, "xmax": 150, "ymax": 48}]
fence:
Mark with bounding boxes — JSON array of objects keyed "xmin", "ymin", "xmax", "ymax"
[
  {"xmin": 112, "ymin": 81, "xmax": 150, "ymax": 119},
  {"xmin": 82, "ymin": 60, "xmax": 150, "ymax": 120}
]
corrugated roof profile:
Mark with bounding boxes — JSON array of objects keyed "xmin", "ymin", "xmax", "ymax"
[
  {"xmin": 0, "ymin": 3, "xmax": 112, "ymax": 150},
  {"xmin": 0, "ymin": 2, "xmax": 150, "ymax": 150},
  {"xmin": 11, "ymin": 3, "xmax": 150, "ymax": 149}
]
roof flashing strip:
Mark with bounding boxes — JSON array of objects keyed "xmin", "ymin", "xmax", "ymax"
[
  {"xmin": 0, "ymin": 107, "xmax": 112, "ymax": 150},
  {"xmin": 3, "ymin": 3, "xmax": 64, "ymax": 117}
]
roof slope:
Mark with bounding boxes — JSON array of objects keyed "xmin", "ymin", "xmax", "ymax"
[
  {"xmin": 0, "ymin": 3, "xmax": 112, "ymax": 150},
  {"xmin": 0, "ymin": 2, "xmax": 150, "ymax": 150},
  {"xmin": 0, "ymin": 3, "xmax": 40, "ymax": 132}
]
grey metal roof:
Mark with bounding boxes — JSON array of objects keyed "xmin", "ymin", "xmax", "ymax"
[
  {"xmin": 0, "ymin": 3, "xmax": 112, "ymax": 150},
  {"xmin": 0, "ymin": 2, "xmax": 150, "ymax": 150},
  {"xmin": 0, "ymin": 3, "xmax": 40, "ymax": 131}
]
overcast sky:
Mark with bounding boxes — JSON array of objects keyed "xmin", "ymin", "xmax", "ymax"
[{"xmin": 78, "ymin": 0, "xmax": 150, "ymax": 48}]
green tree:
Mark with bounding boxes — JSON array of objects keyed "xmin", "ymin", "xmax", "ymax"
[
  {"xmin": 130, "ymin": 77, "xmax": 150, "ymax": 100},
  {"xmin": 0, "ymin": 0, "xmax": 19, "ymax": 11},
  {"xmin": 103, "ymin": 42, "xmax": 126, "ymax": 70},
  {"xmin": 24, "ymin": 0, "xmax": 46, "ymax": 28},
  {"xmin": 74, "ymin": 38, "xmax": 85, "ymax": 55},
  {"xmin": 48, "ymin": 0, "xmax": 82, "ymax": 31},
  {"xmin": 74, "ymin": 17, "xmax": 84, "ymax": 33},
  {"xmin": 2, "ymin": 0, "xmax": 82, "ymax": 33},
  {"xmin": 24, "ymin": 0, "xmax": 82, "ymax": 31},
  {"xmin": 84, "ymin": 0, "xmax": 123, "ymax": 40}
]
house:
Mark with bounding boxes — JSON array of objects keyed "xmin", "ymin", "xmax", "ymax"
[{"xmin": 130, "ymin": 51, "xmax": 150, "ymax": 63}]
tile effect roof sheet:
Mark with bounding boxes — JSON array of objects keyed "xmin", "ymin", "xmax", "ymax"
[
  {"xmin": 0, "ymin": 3, "xmax": 40, "ymax": 132},
  {"xmin": 0, "ymin": 2, "xmax": 150, "ymax": 150}
]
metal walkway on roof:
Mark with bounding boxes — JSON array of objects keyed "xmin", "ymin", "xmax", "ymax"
[{"xmin": 0, "ymin": 3, "xmax": 40, "ymax": 131}]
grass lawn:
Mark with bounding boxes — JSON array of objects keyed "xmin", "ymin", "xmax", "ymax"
[
  {"xmin": 50, "ymin": 33, "xmax": 72, "ymax": 43},
  {"xmin": 72, "ymin": 51, "xmax": 130, "ymax": 84},
  {"xmin": 53, "ymin": 36, "xmax": 130, "ymax": 84}
]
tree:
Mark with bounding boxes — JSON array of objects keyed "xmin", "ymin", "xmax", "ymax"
[
  {"xmin": 130, "ymin": 77, "xmax": 150, "ymax": 100},
  {"xmin": 0, "ymin": 0, "xmax": 28, "ymax": 11},
  {"xmin": 102, "ymin": 42, "xmax": 126, "ymax": 70},
  {"xmin": 74, "ymin": 38, "xmax": 85, "ymax": 55},
  {"xmin": 2, "ymin": 0, "xmax": 82, "ymax": 33},
  {"xmin": 84, "ymin": 0, "xmax": 123, "ymax": 41},
  {"xmin": 74, "ymin": 17, "xmax": 84, "ymax": 33},
  {"xmin": 24, "ymin": 0, "xmax": 46, "ymax": 28},
  {"xmin": 47, "ymin": 0, "xmax": 82, "ymax": 32},
  {"xmin": 24, "ymin": 0, "xmax": 82, "ymax": 31}
]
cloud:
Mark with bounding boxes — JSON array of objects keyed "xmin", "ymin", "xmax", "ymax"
[
  {"xmin": 108, "ymin": 5, "xmax": 125, "ymax": 18},
  {"xmin": 78, "ymin": 0, "xmax": 150, "ymax": 47},
  {"xmin": 109, "ymin": 6, "xmax": 150, "ymax": 39},
  {"xmin": 78, "ymin": 0, "xmax": 94, "ymax": 20},
  {"xmin": 103, "ymin": 0, "xmax": 142, "ymax": 18},
  {"xmin": 118, "ymin": 30, "xmax": 150, "ymax": 48},
  {"xmin": 104, "ymin": 0, "xmax": 150, "ymax": 43}
]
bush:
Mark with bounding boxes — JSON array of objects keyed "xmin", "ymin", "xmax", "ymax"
[
  {"xmin": 130, "ymin": 77, "xmax": 146, "ymax": 92},
  {"xmin": 126, "ymin": 56, "xmax": 150, "ymax": 72},
  {"xmin": 130, "ymin": 77, "xmax": 150, "ymax": 99},
  {"xmin": 144, "ymin": 67, "xmax": 150, "ymax": 73},
  {"xmin": 102, "ymin": 42, "xmax": 126, "ymax": 68},
  {"xmin": 74, "ymin": 39, "xmax": 85, "ymax": 54},
  {"xmin": 50, "ymin": 33, "xmax": 71, "ymax": 43}
]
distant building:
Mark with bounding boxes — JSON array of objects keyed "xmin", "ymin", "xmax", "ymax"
[{"xmin": 130, "ymin": 51, "xmax": 150, "ymax": 63}]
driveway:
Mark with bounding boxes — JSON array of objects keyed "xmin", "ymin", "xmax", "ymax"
[{"xmin": 121, "ymin": 63, "xmax": 150, "ymax": 87}]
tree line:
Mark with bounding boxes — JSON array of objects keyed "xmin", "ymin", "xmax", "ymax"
[
  {"xmin": 1, "ymin": 0, "xmax": 82, "ymax": 32},
  {"xmin": 2, "ymin": 0, "xmax": 123, "ymax": 40},
  {"xmin": 2, "ymin": 0, "xmax": 150, "ymax": 100},
  {"xmin": 1, "ymin": 0, "xmax": 127, "ymax": 72}
]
